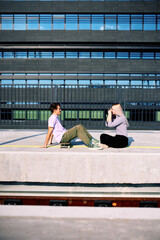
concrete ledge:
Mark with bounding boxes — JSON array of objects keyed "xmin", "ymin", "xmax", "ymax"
[
  {"xmin": 0, "ymin": 130, "xmax": 160, "ymax": 184},
  {"xmin": 0, "ymin": 205, "xmax": 160, "ymax": 220},
  {"xmin": 0, "ymin": 152, "xmax": 160, "ymax": 184}
]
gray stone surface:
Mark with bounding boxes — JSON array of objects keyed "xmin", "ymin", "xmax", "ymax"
[
  {"xmin": 0, "ymin": 130, "xmax": 160, "ymax": 184},
  {"xmin": 0, "ymin": 206, "xmax": 160, "ymax": 240}
]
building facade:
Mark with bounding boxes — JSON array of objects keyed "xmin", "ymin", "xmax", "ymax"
[{"xmin": 0, "ymin": 0, "xmax": 160, "ymax": 129}]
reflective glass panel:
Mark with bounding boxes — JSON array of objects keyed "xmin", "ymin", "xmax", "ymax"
[
  {"xmin": 79, "ymin": 14, "xmax": 90, "ymax": 30},
  {"xmin": 79, "ymin": 52, "xmax": 90, "ymax": 58},
  {"xmin": 27, "ymin": 80, "xmax": 38, "ymax": 84},
  {"xmin": 66, "ymin": 52, "xmax": 78, "ymax": 58},
  {"xmin": 131, "ymin": 15, "xmax": 143, "ymax": 30},
  {"xmin": 1, "ymin": 15, "xmax": 13, "ymax": 30},
  {"xmin": 117, "ymin": 52, "xmax": 129, "ymax": 59},
  {"xmin": 104, "ymin": 52, "xmax": 115, "ymax": 58},
  {"xmin": 41, "ymin": 52, "xmax": 52, "ymax": 58},
  {"xmin": 53, "ymin": 15, "xmax": 65, "ymax": 30},
  {"xmin": 14, "ymin": 15, "xmax": 26, "ymax": 30},
  {"xmin": 130, "ymin": 52, "xmax": 141, "ymax": 59},
  {"xmin": 66, "ymin": 15, "xmax": 78, "ymax": 30},
  {"xmin": 28, "ymin": 52, "xmax": 35, "ymax": 58},
  {"xmin": 15, "ymin": 52, "xmax": 27, "ymax": 58},
  {"xmin": 142, "ymin": 52, "xmax": 154, "ymax": 59},
  {"xmin": 105, "ymin": 15, "xmax": 116, "ymax": 30},
  {"xmin": 91, "ymin": 52, "xmax": 103, "ymax": 58},
  {"xmin": 54, "ymin": 52, "xmax": 65, "ymax": 58},
  {"xmin": 3, "ymin": 52, "xmax": 14, "ymax": 58},
  {"xmin": 92, "ymin": 15, "xmax": 104, "ymax": 30},
  {"xmin": 118, "ymin": 15, "xmax": 130, "ymax": 30},
  {"xmin": 27, "ymin": 15, "xmax": 39, "ymax": 30},
  {"xmin": 155, "ymin": 52, "xmax": 160, "ymax": 59},
  {"xmin": 144, "ymin": 15, "xmax": 156, "ymax": 30},
  {"xmin": 157, "ymin": 15, "xmax": 160, "ymax": 30},
  {"xmin": 0, "ymin": 52, "xmax": 2, "ymax": 58},
  {"xmin": 40, "ymin": 14, "xmax": 52, "ymax": 30}
]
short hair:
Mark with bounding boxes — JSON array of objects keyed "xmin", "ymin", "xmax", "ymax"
[{"xmin": 49, "ymin": 102, "xmax": 60, "ymax": 113}]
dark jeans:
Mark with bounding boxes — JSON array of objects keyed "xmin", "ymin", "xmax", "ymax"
[{"xmin": 100, "ymin": 134, "xmax": 128, "ymax": 148}]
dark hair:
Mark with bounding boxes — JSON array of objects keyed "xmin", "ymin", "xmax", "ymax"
[{"xmin": 49, "ymin": 102, "xmax": 60, "ymax": 113}]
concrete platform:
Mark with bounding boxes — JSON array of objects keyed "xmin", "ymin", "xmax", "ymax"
[
  {"xmin": 0, "ymin": 130, "xmax": 160, "ymax": 184},
  {"xmin": 0, "ymin": 206, "xmax": 160, "ymax": 240}
]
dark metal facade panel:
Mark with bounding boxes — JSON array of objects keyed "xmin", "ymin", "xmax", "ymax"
[
  {"xmin": 1, "ymin": 31, "xmax": 160, "ymax": 43},
  {"xmin": 0, "ymin": 59, "xmax": 160, "ymax": 73},
  {"xmin": 0, "ymin": 1, "xmax": 160, "ymax": 14}
]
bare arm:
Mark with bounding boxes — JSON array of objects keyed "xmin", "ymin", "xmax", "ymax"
[
  {"xmin": 107, "ymin": 109, "xmax": 112, "ymax": 122},
  {"xmin": 41, "ymin": 127, "xmax": 54, "ymax": 148}
]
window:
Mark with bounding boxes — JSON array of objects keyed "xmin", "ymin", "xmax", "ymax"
[
  {"xmin": 39, "ymin": 80, "xmax": 51, "ymax": 85},
  {"xmin": 66, "ymin": 52, "xmax": 78, "ymax": 58},
  {"xmin": 118, "ymin": 15, "xmax": 130, "ymax": 30},
  {"xmin": 40, "ymin": 14, "xmax": 52, "ymax": 30},
  {"xmin": 54, "ymin": 52, "xmax": 65, "ymax": 58},
  {"xmin": 0, "ymin": 52, "xmax": 2, "ymax": 58},
  {"xmin": 104, "ymin": 52, "xmax": 115, "ymax": 58},
  {"xmin": 53, "ymin": 15, "xmax": 65, "ymax": 30},
  {"xmin": 79, "ymin": 52, "xmax": 90, "ymax": 58},
  {"xmin": 15, "ymin": 52, "xmax": 27, "ymax": 58},
  {"xmin": 130, "ymin": 52, "xmax": 141, "ymax": 59},
  {"xmin": 131, "ymin": 15, "xmax": 143, "ymax": 30},
  {"xmin": 117, "ymin": 80, "xmax": 129, "ymax": 85},
  {"xmin": 27, "ymin": 15, "xmax": 39, "ymax": 30},
  {"xmin": 27, "ymin": 80, "xmax": 38, "ymax": 85},
  {"xmin": 92, "ymin": 15, "xmax": 104, "ymax": 30},
  {"xmin": 1, "ymin": 15, "xmax": 13, "ymax": 30},
  {"xmin": 66, "ymin": 14, "xmax": 78, "ymax": 30},
  {"xmin": 91, "ymin": 52, "xmax": 103, "ymax": 58},
  {"xmin": 117, "ymin": 52, "xmax": 129, "ymax": 59},
  {"xmin": 155, "ymin": 52, "xmax": 160, "ymax": 59},
  {"xmin": 91, "ymin": 80, "xmax": 103, "ymax": 85},
  {"xmin": 157, "ymin": 15, "xmax": 160, "ymax": 30},
  {"xmin": 14, "ymin": 15, "xmax": 26, "ymax": 30},
  {"xmin": 142, "ymin": 52, "xmax": 154, "ymax": 59},
  {"xmin": 105, "ymin": 15, "xmax": 116, "ymax": 30},
  {"xmin": 28, "ymin": 52, "xmax": 35, "ymax": 58},
  {"xmin": 144, "ymin": 15, "xmax": 156, "ymax": 30},
  {"xmin": 3, "ymin": 52, "xmax": 14, "ymax": 58},
  {"xmin": 79, "ymin": 14, "xmax": 90, "ymax": 30},
  {"xmin": 41, "ymin": 52, "xmax": 52, "ymax": 58}
]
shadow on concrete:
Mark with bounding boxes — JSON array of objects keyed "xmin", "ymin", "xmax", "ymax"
[{"xmin": 0, "ymin": 133, "xmax": 46, "ymax": 146}]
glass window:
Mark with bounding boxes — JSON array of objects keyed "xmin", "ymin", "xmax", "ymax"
[
  {"xmin": 130, "ymin": 52, "xmax": 141, "ymax": 59},
  {"xmin": 65, "ymin": 80, "xmax": 77, "ymax": 84},
  {"xmin": 66, "ymin": 15, "xmax": 78, "ymax": 30},
  {"xmin": 15, "ymin": 52, "xmax": 27, "ymax": 58},
  {"xmin": 39, "ymin": 80, "xmax": 51, "ymax": 85},
  {"xmin": 79, "ymin": 80, "xmax": 90, "ymax": 85},
  {"xmin": 54, "ymin": 52, "xmax": 65, "ymax": 58},
  {"xmin": 117, "ymin": 80, "xmax": 129, "ymax": 85},
  {"xmin": 155, "ymin": 52, "xmax": 160, "ymax": 59},
  {"xmin": 35, "ymin": 52, "xmax": 41, "ymax": 58},
  {"xmin": 14, "ymin": 15, "xmax": 26, "ymax": 30},
  {"xmin": 105, "ymin": 14, "xmax": 116, "ymax": 30},
  {"xmin": 117, "ymin": 52, "xmax": 129, "ymax": 59},
  {"xmin": 92, "ymin": 14, "xmax": 104, "ymax": 30},
  {"xmin": 79, "ymin": 14, "xmax": 90, "ymax": 30},
  {"xmin": 79, "ymin": 52, "xmax": 90, "ymax": 58},
  {"xmin": 131, "ymin": 15, "xmax": 143, "ymax": 30},
  {"xmin": 118, "ymin": 15, "xmax": 130, "ymax": 30},
  {"xmin": 105, "ymin": 80, "xmax": 116, "ymax": 85},
  {"xmin": 53, "ymin": 15, "xmax": 65, "ymax": 30},
  {"xmin": 157, "ymin": 15, "xmax": 160, "ymax": 30},
  {"xmin": 40, "ymin": 14, "xmax": 52, "ymax": 30},
  {"xmin": 144, "ymin": 15, "xmax": 156, "ymax": 31},
  {"xmin": 91, "ymin": 80, "xmax": 103, "ymax": 85},
  {"xmin": 142, "ymin": 52, "xmax": 154, "ymax": 59},
  {"xmin": 66, "ymin": 52, "xmax": 78, "ymax": 58},
  {"xmin": 104, "ymin": 52, "xmax": 115, "ymax": 58},
  {"xmin": 41, "ymin": 52, "xmax": 52, "ymax": 58},
  {"xmin": 91, "ymin": 52, "xmax": 103, "ymax": 58},
  {"xmin": 27, "ymin": 80, "xmax": 38, "ymax": 85},
  {"xmin": 131, "ymin": 80, "xmax": 142, "ymax": 86},
  {"xmin": 3, "ymin": 52, "xmax": 14, "ymax": 58},
  {"xmin": 27, "ymin": 14, "xmax": 38, "ymax": 30},
  {"xmin": 53, "ymin": 80, "xmax": 64, "ymax": 85},
  {"xmin": 0, "ymin": 52, "xmax": 2, "ymax": 58},
  {"xmin": 14, "ymin": 80, "xmax": 25, "ymax": 84},
  {"xmin": 28, "ymin": 52, "xmax": 35, "ymax": 58},
  {"xmin": 1, "ymin": 15, "xmax": 13, "ymax": 30},
  {"xmin": 1, "ymin": 80, "xmax": 12, "ymax": 84},
  {"xmin": 27, "ymin": 110, "xmax": 38, "ymax": 120}
]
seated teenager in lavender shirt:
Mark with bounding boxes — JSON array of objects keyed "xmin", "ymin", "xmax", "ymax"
[
  {"xmin": 41, "ymin": 102, "xmax": 102, "ymax": 150},
  {"xmin": 100, "ymin": 103, "xmax": 129, "ymax": 148}
]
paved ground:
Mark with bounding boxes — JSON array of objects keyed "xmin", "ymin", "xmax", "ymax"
[
  {"xmin": 0, "ymin": 206, "xmax": 160, "ymax": 240},
  {"xmin": 0, "ymin": 129, "xmax": 159, "ymax": 153}
]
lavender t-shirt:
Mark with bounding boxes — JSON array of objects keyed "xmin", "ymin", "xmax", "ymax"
[
  {"xmin": 106, "ymin": 115, "xmax": 128, "ymax": 137},
  {"xmin": 48, "ymin": 115, "xmax": 67, "ymax": 143}
]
